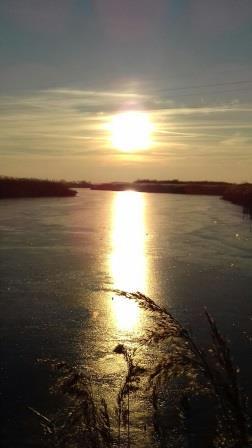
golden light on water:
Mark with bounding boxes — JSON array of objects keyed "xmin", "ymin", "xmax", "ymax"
[
  {"xmin": 112, "ymin": 296, "xmax": 139, "ymax": 332},
  {"xmin": 109, "ymin": 111, "xmax": 153, "ymax": 152},
  {"xmin": 110, "ymin": 191, "xmax": 147, "ymax": 331},
  {"xmin": 111, "ymin": 191, "xmax": 146, "ymax": 291}
]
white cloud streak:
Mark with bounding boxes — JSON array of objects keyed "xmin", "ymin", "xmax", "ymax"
[{"xmin": 0, "ymin": 88, "xmax": 251, "ymax": 181}]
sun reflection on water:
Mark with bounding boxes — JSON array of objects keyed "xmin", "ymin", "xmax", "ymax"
[{"xmin": 110, "ymin": 191, "xmax": 147, "ymax": 331}]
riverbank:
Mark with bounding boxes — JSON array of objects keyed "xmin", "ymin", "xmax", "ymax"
[
  {"xmin": 90, "ymin": 180, "xmax": 252, "ymax": 218},
  {"xmin": 0, "ymin": 177, "xmax": 77, "ymax": 199},
  {"xmin": 90, "ymin": 180, "xmax": 229, "ymax": 195},
  {"xmin": 1, "ymin": 177, "xmax": 251, "ymax": 218},
  {"xmin": 222, "ymin": 183, "xmax": 252, "ymax": 218}
]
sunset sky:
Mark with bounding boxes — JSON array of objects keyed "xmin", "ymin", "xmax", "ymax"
[{"xmin": 0, "ymin": 0, "xmax": 252, "ymax": 182}]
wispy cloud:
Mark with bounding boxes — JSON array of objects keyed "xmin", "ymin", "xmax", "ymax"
[{"xmin": 0, "ymin": 87, "xmax": 251, "ymax": 181}]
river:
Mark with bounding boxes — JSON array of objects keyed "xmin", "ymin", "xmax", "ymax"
[{"xmin": 0, "ymin": 189, "xmax": 251, "ymax": 447}]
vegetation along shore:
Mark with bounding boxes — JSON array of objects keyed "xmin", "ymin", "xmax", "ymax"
[
  {"xmin": 1, "ymin": 176, "xmax": 251, "ymax": 218},
  {"xmin": 92, "ymin": 180, "xmax": 252, "ymax": 218},
  {"xmin": 0, "ymin": 177, "xmax": 77, "ymax": 199}
]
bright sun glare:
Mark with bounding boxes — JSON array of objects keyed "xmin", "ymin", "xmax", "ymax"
[{"xmin": 109, "ymin": 111, "xmax": 152, "ymax": 152}]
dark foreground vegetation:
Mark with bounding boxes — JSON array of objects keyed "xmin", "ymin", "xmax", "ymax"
[
  {"xmin": 0, "ymin": 177, "xmax": 77, "ymax": 199},
  {"xmin": 32, "ymin": 292, "xmax": 251, "ymax": 448}
]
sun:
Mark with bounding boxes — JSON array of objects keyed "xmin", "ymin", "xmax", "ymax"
[{"xmin": 109, "ymin": 111, "xmax": 153, "ymax": 152}]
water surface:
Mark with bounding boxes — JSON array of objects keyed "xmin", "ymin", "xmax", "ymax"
[{"xmin": 0, "ymin": 190, "xmax": 251, "ymax": 447}]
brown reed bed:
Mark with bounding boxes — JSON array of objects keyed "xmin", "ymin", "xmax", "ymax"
[{"xmin": 31, "ymin": 291, "xmax": 251, "ymax": 448}]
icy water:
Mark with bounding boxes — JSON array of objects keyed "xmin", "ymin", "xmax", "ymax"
[{"xmin": 0, "ymin": 189, "xmax": 251, "ymax": 447}]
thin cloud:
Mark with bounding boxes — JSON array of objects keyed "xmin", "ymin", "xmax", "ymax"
[{"xmin": 0, "ymin": 88, "xmax": 251, "ymax": 170}]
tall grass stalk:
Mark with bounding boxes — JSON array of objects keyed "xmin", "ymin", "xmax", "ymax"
[
  {"xmin": 113, "ymin": 290, "xmax": 250, "ymax": 447},
  {"xmin": 32, "ymin": 291, "xmax": 251, "ymax": 448}
]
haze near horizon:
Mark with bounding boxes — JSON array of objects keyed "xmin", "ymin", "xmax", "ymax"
[{"xmin": 0, "ymin": 0, "xmax": 252, "ymax": 182}]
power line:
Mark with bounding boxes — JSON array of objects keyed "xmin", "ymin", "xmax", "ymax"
[
  {"xmin": 155, "ymin": 86, "xmax": 252, "ymax": 99},
  {"xmin": 154, "ymin": 79, "xmax": 252, "ymax": 94}
]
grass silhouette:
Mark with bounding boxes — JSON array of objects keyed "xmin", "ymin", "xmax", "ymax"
[{"xmin": 31, "ymin": 291, "xmax": 251, "ymax": 448}]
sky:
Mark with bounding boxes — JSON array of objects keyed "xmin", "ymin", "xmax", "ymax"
[{"xmin": 0, "ymin": 0, "xmax": 252, "ymax": 182}]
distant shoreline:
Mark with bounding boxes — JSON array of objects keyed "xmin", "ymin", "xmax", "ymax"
[
  {"xmin": 90, "ymin": 180, "xmax": 229, "ymax": 195},
  {"xmin": 90, "ymin": 180, "xmax": 252, "ymax": 218},
  {"xmin": 0, "ymin": 176, "xmax": 251, "ymax": 218},
  {"xmin": 0, "ymin": 177, "xmax": 77, "ymax": 199}
]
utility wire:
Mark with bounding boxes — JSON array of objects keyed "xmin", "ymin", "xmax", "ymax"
[
  {"xmin": 153, "ymin": 79, "xmax": 252, "ymax": 93},
  {"xmin": 154, "ymin": 86, "xmax": 252, "ymax": 99}
]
